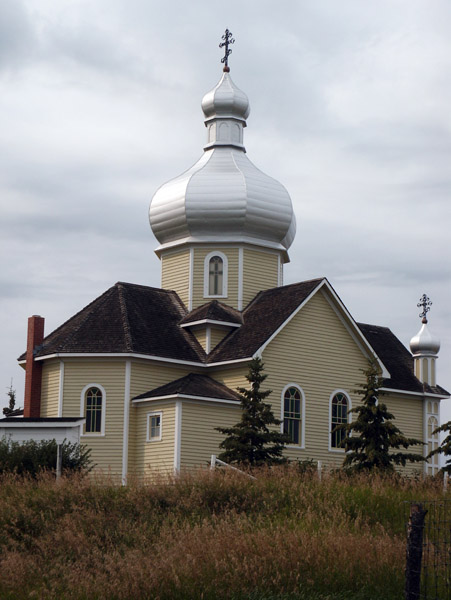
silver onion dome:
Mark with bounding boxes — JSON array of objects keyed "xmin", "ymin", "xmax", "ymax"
[
  {"xmin": 410, "ymin": 321, "xmax": 441, "ymax": 356},
  {"xmin": 149, "ymin": 71, "xmax": 296, "ymax": 257}
]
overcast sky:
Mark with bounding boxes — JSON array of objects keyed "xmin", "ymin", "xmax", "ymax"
[{"xmin": 1, "ymin": 0, "xmax": 450, "ymax": 421}]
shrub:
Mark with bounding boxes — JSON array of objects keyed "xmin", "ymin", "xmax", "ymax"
[{"xmin": 0, "ymin": 437, "xmax": 92, "ymax": 477}]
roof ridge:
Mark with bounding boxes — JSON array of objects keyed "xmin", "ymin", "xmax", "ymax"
[
  {"xmin": 357, "ymin": 322, "xmax": 391, "ymax": 332},
  {"xmin": 242, "ymin": 277, "xmax": 325, "ymax": 314},
  {"xmin": 117, "ymin": 283, "xmax": 133, "ymax": 352},
  {"xmin": 115, "ymin": 281, "xmax": 170, "ymax": 293}
]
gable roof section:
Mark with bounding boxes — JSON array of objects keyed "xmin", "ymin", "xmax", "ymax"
[
  {"xmin": 19, "ymin": 282, "xmax": 205, "ymax": 363},
  {"xmin": 358, "ymin": 323, "xmax": 449, "ymax": 396},
  {"xmin": 179, "ymin": 300, "xmax": 243, "ymax": 326},
  {"xmin": 207, "ymin": 278, "xmax": 324, "ymax": 363},
  {"xmin": 132, "ymin": 373, "xmax": 241, "ymax": 402}
]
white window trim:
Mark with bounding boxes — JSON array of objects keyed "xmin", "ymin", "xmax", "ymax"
[
  {"xmin": 204, "ymin": 251, "xmax": 228, "ymax": 298},
  {"xmin": 424, "ymin": 400, "xmax": 440, "ymax": 475},
  {"xmin": 146, "ymin": 411, "xmax": 163, "ymax": 442},
  {"xmin": 80, "ymin": 383, "xmax": 106, "ymax": 437},
  {"xmin": 280, "ymin": 383, "xmax": 305, "ymax": 449},
  {"xmin": 328, "ymin": 389, "xmax": 352, "ymax": 453}
]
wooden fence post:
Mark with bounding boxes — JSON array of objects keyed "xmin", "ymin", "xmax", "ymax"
[{"xmin": 405, "ymin": 503, "xmax": 427, "ymax": 600}]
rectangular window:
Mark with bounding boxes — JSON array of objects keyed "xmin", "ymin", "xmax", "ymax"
[{"xmin": 147, "ymin": 412, "xmax": 162, "ymax": 442}]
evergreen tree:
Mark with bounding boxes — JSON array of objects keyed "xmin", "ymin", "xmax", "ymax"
[
  {"xmin": 3, "ymin": 382, "xmax": 18, "ymax": 417},
  {"xmin": 215, "ymin": 358, "xmax": 290, "ymax": 466},
  {"xmin": 427, "ymin": 422, "xmax": 451, "ymax": 473},
  {"xmin": 337, "ymin": 360, "xmax": 425, "ymax": 472}
]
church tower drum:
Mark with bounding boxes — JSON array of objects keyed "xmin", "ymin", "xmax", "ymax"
[{"xmin": 149, "ymin": 34, "xmax": 296, "ymax": 311}]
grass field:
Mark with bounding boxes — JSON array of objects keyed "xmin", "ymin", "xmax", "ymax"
[{"xmin": 0, "ymin": 466, "xmax": 446, "ymax": 599}]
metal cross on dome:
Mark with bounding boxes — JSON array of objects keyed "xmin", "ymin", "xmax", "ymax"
[
  {"xmin": 219, "ymin": 29, "xmax": 234, "ymax": 71},
  {"xmin": 417, "ymin": 294, "xmax": 432, "ymax": 322}
]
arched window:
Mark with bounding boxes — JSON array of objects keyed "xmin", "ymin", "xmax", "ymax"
[
  {"xmin": 281, "ymin": 385, "xmax": 304, "ymax": 447},
  {"xmin": 80, "ymin": 384, "xmax": 106, "ymax": 435},
  {"xmin": 330, "ymin": 391, "xmax": 350, "ymax": 450},
  {"xmin": 204, "ymin": 251, "xmax": 228, "ymax": 298},
  {"xmin": 209, "ymin": 256, "xmax": 223, "ymax": 295}
]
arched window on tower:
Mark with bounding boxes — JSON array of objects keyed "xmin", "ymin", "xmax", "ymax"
[
  {"xmin": 204, "ymin": 251, "xmax": 228, "ymax": 298},
  {"xmin": 209, "ymin": 256, "xmax": 223, "ymax": 295}
]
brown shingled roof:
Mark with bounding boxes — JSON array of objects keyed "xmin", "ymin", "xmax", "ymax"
[
  {"xmin": 18, "ymin": 278, "xmax": 447, "ymax": 398},
  {"xmin": 18, "ymin": 282, "xmax": 206, "ymax": 363},
  {"xmin": 132, "ymin": 373, "xmax": 241, "ymax": 402},
  {"xmin": 180, "ymin": 300, "xmax": 243, "ymax": 326}
]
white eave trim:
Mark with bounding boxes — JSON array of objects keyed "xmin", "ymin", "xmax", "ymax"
[
  {"xmin": 22, "ymin": 353, "xmax": 252, "ymax": 369},
  {"xmin": 133, "ymin": 393, "xmax": 240, "ymax": 406},
  {"xmin": 0, "ymin": 418, "xmax": 85, "ymax": 428},
  {"xmin": 180, "ymin": 319, "xmax": 241, "ymax": 329},
  {"xmin": 380, "ymin": 386, "xmax": 450, "ymax": 400},
  {"xmin": 28, "ymin": 353, "xmax": 206, "ymax": 368}
]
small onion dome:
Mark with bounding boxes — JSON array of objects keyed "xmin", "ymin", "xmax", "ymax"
[
  {"xmin": 410, "ymin": 320, "xmax": 441, "ymax": 356},
  {"xmin": 201, "ymin": 72, "xmax": 250, "ymax": 123}
]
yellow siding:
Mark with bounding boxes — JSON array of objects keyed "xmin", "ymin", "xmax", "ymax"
[
  {"xmin": 259, "ymin": 289, "xmax": 425, "ymax": 473},
  {"xmin": 180, "ymin": 401, "xmax": 240, "ymax": 469},
  {"xmin": 129, "ymin": 360, "xmax": 195, "ymax": 474},
  {"xmin": 62, "ymin": 359, "xmax": 126, "ymax": 476},
  {"xmin": 40, "ymin": 361, "xmax": 60, "ymax": 417},
  {"xmin": 210, "ymin": 327, "xmax": 229, "ymax": 351},
  {"xmin": 242, "ymin": 248, "xmax": 279, "ymax": 308},
  {"xmin": 134, "ymin": 403, "xmax": 176, "ymax": 476},
  {"xmin": 193, "ymin": 329, "xmax": 208, "ymax": 352},
  {"xmin": 129, "ymin": 361, "xmax": 193, "ymax": 398},
  {"xmin": 262, "ymin": 290, "xmax": 371, "ymax": 469},
  {"xmin": 192, "ymin": 247, "xmax": 239, "ymax": 309},
  {"xmin": 211, "ymin": 366, "xmax": 248, "ymax": 393},
  {"xmin": 161, "ymin": 249, "xmax": 190, "ymax": 307},
  {"xmin": 384, "ymin": 393, "xmax": 424, "ymax": 476}
]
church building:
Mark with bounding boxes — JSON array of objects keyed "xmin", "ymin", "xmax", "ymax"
[{"xmin": 6, "ymin": 38, "xmax": 449, "ymax": 479}]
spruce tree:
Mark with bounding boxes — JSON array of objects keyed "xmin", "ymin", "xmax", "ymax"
[
  {"xmin": 427, "ymin": 422, "xmax": 451, "ymax": 473},
  {"xmin": 337, "ymin": 360, "xmax": 425, "ymax": 472},
  {"xmin": 215, "ymin": 358, "xmax": 289, "ymax": 466}
]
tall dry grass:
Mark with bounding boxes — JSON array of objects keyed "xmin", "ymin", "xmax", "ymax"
[{"xmin": 0, "ymin": 466, "xmax": 446, "ymax": 599}]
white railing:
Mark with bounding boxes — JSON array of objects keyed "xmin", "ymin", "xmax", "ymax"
[{"xmin": 210, "ymin": 455, "xmax": 257, "ymax": 480}]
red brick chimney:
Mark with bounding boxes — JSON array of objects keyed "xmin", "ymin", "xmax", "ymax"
[{"xmin": 24, "ymin": 315, "xmax": 45, "ymax": 418}]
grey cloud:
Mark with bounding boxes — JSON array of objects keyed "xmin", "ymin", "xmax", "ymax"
[{"xmin": 0, "ymin": 0, "xmax": 35, "ymax": 70}]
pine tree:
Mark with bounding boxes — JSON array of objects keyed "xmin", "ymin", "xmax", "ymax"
[
  {"xmin": 337, "ymin": 360, "xmax": 425, "ymax": 472},
  {"xmin": 427, "ymin": 422, "xmax": 451, "ymax": 473},
  {"xmin": 215, "ymin": 357, "xmax": 290, "ymax": 466}
]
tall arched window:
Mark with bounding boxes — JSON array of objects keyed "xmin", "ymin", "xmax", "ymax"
[
  {"xmin": 209, "ymin": 256, "xmax": 223, "ymax": 295},
  {"xmin": 204, "ymin": 251, "xmax": 228, "ymax": 298},
  {"xmin": 80, "ymin": 384, "xmax": 106, "ymax": 435},
  {"xmin": 281, "ymin": 385, "xmax": 304, "ymax": 447},
  {"xmin": 330, "ymin": 391, "xmax": 350, "ymax": 450}
]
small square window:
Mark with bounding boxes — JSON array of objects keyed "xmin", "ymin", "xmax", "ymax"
[{"xmin": 147, "ymin": 412, "xmax": 162, "ymax": 442}]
